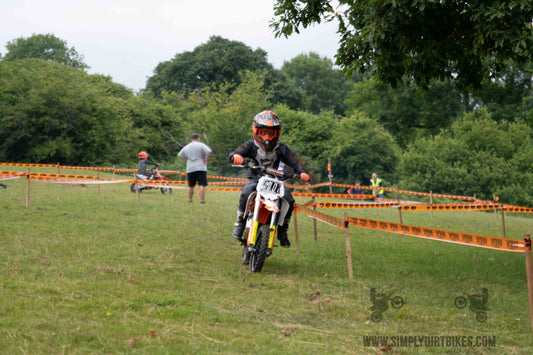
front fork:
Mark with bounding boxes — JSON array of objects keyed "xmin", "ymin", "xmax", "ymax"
[{"xmin": 246, "ymin": 197, "xmax": 278, "ymax": 256}]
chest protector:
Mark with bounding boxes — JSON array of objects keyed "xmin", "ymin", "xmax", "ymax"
[{"xmin": 253, "ymin": 142, "xmax": 280, "ymax": 169}]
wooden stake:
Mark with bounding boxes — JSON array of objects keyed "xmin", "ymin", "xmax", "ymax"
[
  {"xmin": 397, "ymin": 188, "xmax": 403, "ymax": 224},
  {"xmin": 501, "ymin": 209, "xmax": 506, "ymax": 238},
  {"xmin": 293, "ymin": 210, "xmax": 300, "ymax": 254},
  {"xmin": 430, "ymin": 190, "xmax": 433, "ymax": 219},
  {"xmin": 97, "ymin": 172, "xmax": 100, "ymax": 195},
  {"xmin": 25, "ymin": 168, "xmax": 30, "ymax": 208},
  {"xmin": 134, "ymin": 173, "xmax": 141, "ymax": 205},
  {"xmin": 344, "ymin": 213, "xmax": 353, "ymax": 280},
  {"xmin": 327, "ymin": 158, "xmax": 332, "ymax": 194},
  {"xmin": 524, "ymin": 235, "xmax": 533, "ymax": 333},
  {"xmin": 312, "ymin": 197, "xmax": 317, "ymax": 242}
]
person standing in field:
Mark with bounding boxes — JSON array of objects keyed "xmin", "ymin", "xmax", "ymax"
[
  {"xmin": 370, "ymin": 172, "xmax": 384, "ymax": 199},
  {"xmin": 178, "ymin": 133, "xmax": 212, "ymax": 203}
]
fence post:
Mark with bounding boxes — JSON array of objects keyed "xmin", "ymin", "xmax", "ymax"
[
  {"xmin": 97, "ymin": 172, "xmax": 100, "ymax": 195},
  {"xmin": 25, "ymin": 168, "xmax": 30, "ymax": 208},
  {"xmin": 524, "ymin": 235, "xmax": 533, "ymax": 333},
  {"xmin": 501, "ymin": 209, "xmax": 506, "ymax": 238},
  {"xmin": 312, "ymin": 197, "xmax": 317, "ymax": 242},
  {"xmin": 134, "ymin": 173, "xmax": 141, "ymax": 205},
  {"xmin": 327, "ymin": 158, "xmax": 332, "ymax": 194},
  {"xmin": 397, "ymin": 186, "xmax": 403, "ymax": 224},
  {"xmin": 293, "ymin": 209, "xmax": 300, "ymax": 254},
  {"xmin": 430, "ymin": 190, "xmax": 433, "ymax": 219},
  {"xmin": 344, "ymin": 213, "xmax": 353, "ymax": 280}
]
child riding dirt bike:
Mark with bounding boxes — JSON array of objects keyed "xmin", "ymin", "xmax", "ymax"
[
  {"xmin": 137, "ymin": 151, "xmax": 159, "ymax": 178},
  {"xmin": 131, "ymin": 151, "xmax": 172, "ymax": 194},
  {"xmin": 227, "ymin": 110, "xmax": 310, "ymax": 248}
]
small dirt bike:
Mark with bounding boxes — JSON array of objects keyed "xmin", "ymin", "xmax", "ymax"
[
  {"xmin": 233, "ymin": 160, "xmax": 300, "ymax": 273},
  {"xmin": 130, "ymin": 168, "xmax": 172, "ymax": 194}
]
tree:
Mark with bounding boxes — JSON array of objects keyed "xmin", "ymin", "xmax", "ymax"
[
  {"xmin": 274, "ymin": 104, "xmax": 336, "ymax": 160},
  {"xmin": 280, "ymin": 52, "xmax": 355, "ymax": 115},
  {"xmin": 271, "ymin": 1, "xmax": 533, "ymax": 89},
  {"xmin": 326, "ymin": 112, "xmax": 400, "ymax": 186},
  {"xmin": 0, "ymin": 59, "xmax": 183, "ymax": 166},
  {"xmin": 397, "ymin": 108, "xmax": 533, "ymax": 206},
  {"xmin": 470, "ymin": 62, "xmax": 533, "ymax": 123},
  {"xmin": 162, "ymin": 71, "xmax": 272, "ymax": 175},
  {"xmin": 3, "ymin": 33, "xmax": 89, "ymax": 70},
  {"xmin": 345, "ymin": 77, "xmax": 467, "ymax": 147},
  {"xmin": 146, "ymin": 36, "xmax": 275, "ymax": 97}
]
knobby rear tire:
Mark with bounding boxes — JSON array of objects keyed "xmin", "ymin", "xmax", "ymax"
[
  {"xmin": 160, "ymin": 187, "xmax": 172, "ymax": 194},
  {"xmin": 249, "ymin": 224, "xmax": 270, "ymax": 273}
]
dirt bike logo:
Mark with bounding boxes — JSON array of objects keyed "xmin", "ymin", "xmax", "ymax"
[
  {"xmin": 369, "ymin": 288, "xmax": 404, "ymax": 322},
  {"xmin": 454, "ymin": 288, "xmax": 489, "ymax": 322}
]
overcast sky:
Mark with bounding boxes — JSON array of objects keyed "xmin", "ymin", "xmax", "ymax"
[{"xmin": 0, "ymin": 0, "xmax": 340, "ymax": 92}]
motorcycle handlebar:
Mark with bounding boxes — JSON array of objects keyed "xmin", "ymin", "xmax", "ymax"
[{"xmin": 232, "ymin": 159, "xmax": 301, "ymax": 181}]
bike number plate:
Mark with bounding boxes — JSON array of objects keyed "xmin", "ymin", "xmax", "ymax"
[{"xmin": 257, "ymin": 177, "xmax": 283, "ymax": 197}]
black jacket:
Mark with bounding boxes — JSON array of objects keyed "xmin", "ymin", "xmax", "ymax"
[
  {"xmin": 138, "ymin": 159, "xmax": 157, "ymax": 175},
  {"xmin": 227, "ymin": 140, "xmax": 306, "ymax": 179}
]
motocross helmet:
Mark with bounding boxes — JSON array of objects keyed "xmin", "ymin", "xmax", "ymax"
[
  {"xmin": 252, "ymin": 110, "xmax": 281, "ymax": 152},
  {"xmin": 138, "ymin": 151, "xmax": 149, "ymax": 160}
]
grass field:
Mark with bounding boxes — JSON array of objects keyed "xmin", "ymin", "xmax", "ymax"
[{"xmin": 1, "ymin": 170, "xmax": 533, "ymax": 354}]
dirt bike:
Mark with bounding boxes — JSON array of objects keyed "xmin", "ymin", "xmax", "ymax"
[
  {"xmin": 233, "ymin": 160, "xmax": 300, "ymax": 273},
  {"xmin": 130, "ymin": 167, "xmax": 172, "ymax": 194}
]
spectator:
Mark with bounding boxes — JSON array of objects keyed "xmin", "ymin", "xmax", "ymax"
[
  {"xmin": 370, "ymin": 173, "xmax": 384, "ymax": 199},
  {"xmin": 178, "ymin": 133, "xmax": 212, "ymax": 203},
  {"xmin": 347, "ymin": 180, "xmax": 363, "ymax": 199}
]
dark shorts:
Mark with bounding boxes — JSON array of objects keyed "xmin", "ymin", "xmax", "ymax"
[{"xmin": 187, "ymin": 171, "xmax": 208, "ymax": 187}]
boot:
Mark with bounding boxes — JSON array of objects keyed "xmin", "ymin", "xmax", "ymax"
[
  {"xmin": 277, "ymin": 219, "xmax": 291, "ymax": 248},
  {"xmin": 232, "ymin": 210, "xmax": 246, "ymax": 243}
]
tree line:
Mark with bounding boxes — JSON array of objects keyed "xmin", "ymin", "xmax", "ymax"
[{"xmin": 0, "ymin": 33, "xmax": 532, "ymax": 206}]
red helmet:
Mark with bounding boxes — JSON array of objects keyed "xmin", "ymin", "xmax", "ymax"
[
  {"xmin": 252, "ymin": 111, "xmax": 281, "ymax": 152},
  {"xmin": 138, "ymin": 151, "xmax": 149, "ymax": 160}
]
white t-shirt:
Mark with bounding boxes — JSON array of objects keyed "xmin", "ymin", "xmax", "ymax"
[{"xmin": 178, "ymin": 141, "xmax": 212, "ymax": 173}]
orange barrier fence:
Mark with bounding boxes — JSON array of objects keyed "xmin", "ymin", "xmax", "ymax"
[
  {"xmin": 399, "ymin": 202, "xmax": 533, "ymax": 213},
  {"xmin": 293, "ymin": 192, "xmax": 375, "ymax": 199},
  {"xmin": 0, "ymin": 170, "xmax": 26, "ymax": 180},
  {"xmin": 347, "ymin": 216, "xmax": 526, "ymax": 252},
  {"xmin": 1, "ymin": 162, "xmax": 532, "ymax": 215},
  {"xmin": 313, "ymin": 201, "xmax": 401, "ymax": 209},
  {"xmin": 331, "ymin": 182, "xmax": 477, "ymax": 200},
  {"xmin": 0, "ymin": 162, "xmax": 477, "ymax": 200},
  {"xmin": 294, "ymin": 204, "xmax": 345, "ymax": 229},
  {"xmin": 295, "ymin": 204, "xmax": 527, "ymax": 252},
  {"xmin": 31, "ymin": 176, "xmax": 131, "ymax": 184}
]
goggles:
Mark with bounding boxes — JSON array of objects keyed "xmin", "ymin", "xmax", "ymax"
[{"xmin": 257, "ymin": 128, "xmax": 279, "ymax": 139}]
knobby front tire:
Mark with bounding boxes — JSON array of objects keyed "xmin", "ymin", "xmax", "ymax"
[{"xmin": 249, "ymin": 224, "xmax": 270, "ymax": 273}]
